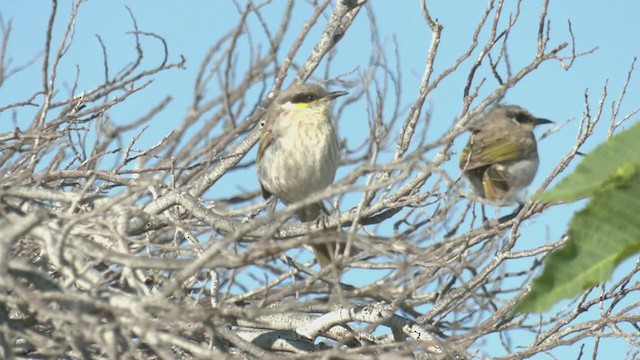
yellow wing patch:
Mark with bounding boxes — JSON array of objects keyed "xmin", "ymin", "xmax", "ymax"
[{"xmin": 460, "ymin": 137, "xmax": 526, "ymax": 171}]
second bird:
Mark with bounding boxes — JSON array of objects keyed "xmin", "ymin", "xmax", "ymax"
[
  {"xmin": 257, "ymin": 83, "xmax": 347, "ymax": 267},
  {"xmin": 459, "ymin": 105, "xmax": 552, "ymax": 204}
]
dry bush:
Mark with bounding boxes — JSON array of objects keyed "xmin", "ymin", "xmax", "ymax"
[{"xmin": 1, "ymin": 1, "xmax": 638, "ymax": 359}]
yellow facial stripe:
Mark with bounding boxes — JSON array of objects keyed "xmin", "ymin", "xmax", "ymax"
[{"xmin": 294, "ymin": 102, "xmax": 310, "ymax": 108}]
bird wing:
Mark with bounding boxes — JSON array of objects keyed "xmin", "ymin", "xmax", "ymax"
[
  {"xmin": 459, "ymin": 132, "xmax": 534, "ymax": 171},
  {"xmin": 257, "ymin": 121, "xmax": 274, "ymax": 199},
  {"xmin": 482, "ymin": 164, "xmax": 511, "ymax": 200},
  {"xmin": 260, "ymin": 184, "xmax": 272, "ymax": 199},
  {"xmin": 257, "ymin": 128, "xmax": 271, "ymax": 163}
]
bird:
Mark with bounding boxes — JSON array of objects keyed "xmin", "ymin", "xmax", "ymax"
[
  {"xmin": 459, "ymin": 105, "xmax": 553, "ymax": 205},
  {"xmin": 256, "ymin": 83, "xmax": 348, "ymax": 267}
]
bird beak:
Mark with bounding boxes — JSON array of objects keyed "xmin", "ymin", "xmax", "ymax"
[
  {"xmin": 533, "ymin": 118, "xmax": 553, "ymax": 126},
  {"xmin": 323, "ymin": 91, "xmax": 348, "ymax": 101}
]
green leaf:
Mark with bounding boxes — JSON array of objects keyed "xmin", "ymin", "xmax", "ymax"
[
  {"xmin": 535, "ymin": 121, "xmax": 640, "ymax": 202},
  {"xmin": 514, "ymin": 172, "xmax": 640, "ymax": 314}
]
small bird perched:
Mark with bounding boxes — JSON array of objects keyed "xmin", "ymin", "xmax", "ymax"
[
  {"xmin": 256, "ymin": 83, "xmax": 347, "ymax": 267},
  {"xmin": 459, "ymin": 105, "xmax": 552, "ymax": 204}
]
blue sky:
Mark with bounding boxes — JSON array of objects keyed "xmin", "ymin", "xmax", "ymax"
[{"xmin": 2, "ymin": 1, "xmax": 639, "ymax": 358}]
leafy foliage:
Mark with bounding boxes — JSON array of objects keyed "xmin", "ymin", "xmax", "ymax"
[{"xmin": 516, "ymin": 122, "xmax": 640, "ymax": 313}]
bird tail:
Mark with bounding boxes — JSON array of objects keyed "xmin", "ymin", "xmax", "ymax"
[{"xmin": 296, "ymin": 202, "xmax": 335, "ymax": 268}]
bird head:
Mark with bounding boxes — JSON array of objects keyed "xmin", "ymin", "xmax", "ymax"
[
  {"xmin": 499, "ymin": 105, "xmax": 553, "ymax": 131},
  {"xmin": 277, "ymin": 84, "xmax": 347, "ymax": 113}
]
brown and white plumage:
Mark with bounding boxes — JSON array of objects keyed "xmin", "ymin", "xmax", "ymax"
[
  {"xmin": 257, "ymin": 84, "xmax": 347, "ymax": 266},
  {"xmin": 459, "ymin": 105, "xmax": 552, "ymax": 203}
]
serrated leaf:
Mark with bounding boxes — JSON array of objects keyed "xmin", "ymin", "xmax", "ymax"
[
  {"xmin": 535, "ymin": 121, "xmax": 640, "ymax": 202},
  {"xmin": 514, "ymin": 172, "xmax": 640, "ymax": 314}
]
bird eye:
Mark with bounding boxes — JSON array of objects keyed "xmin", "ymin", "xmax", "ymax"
[
  {"xmin": 515, "ymin": 112, "xmax": 530, "ymax": 123},
  {"xmin": 291, "ymin": 93, "xmax": 315, "ymax": 103}
]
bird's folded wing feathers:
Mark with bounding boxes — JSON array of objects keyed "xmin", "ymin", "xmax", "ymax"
[
  {"xmin": 459, "ymin": 134, "xmax": 534, "ymax": 170},
  {"xmin": 257, "ymin": 125, "xmax": 274, "ymax": 199},
  {"xmin": 482, "ymin": 164, "xmax": 511, "ymax": 199}
]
